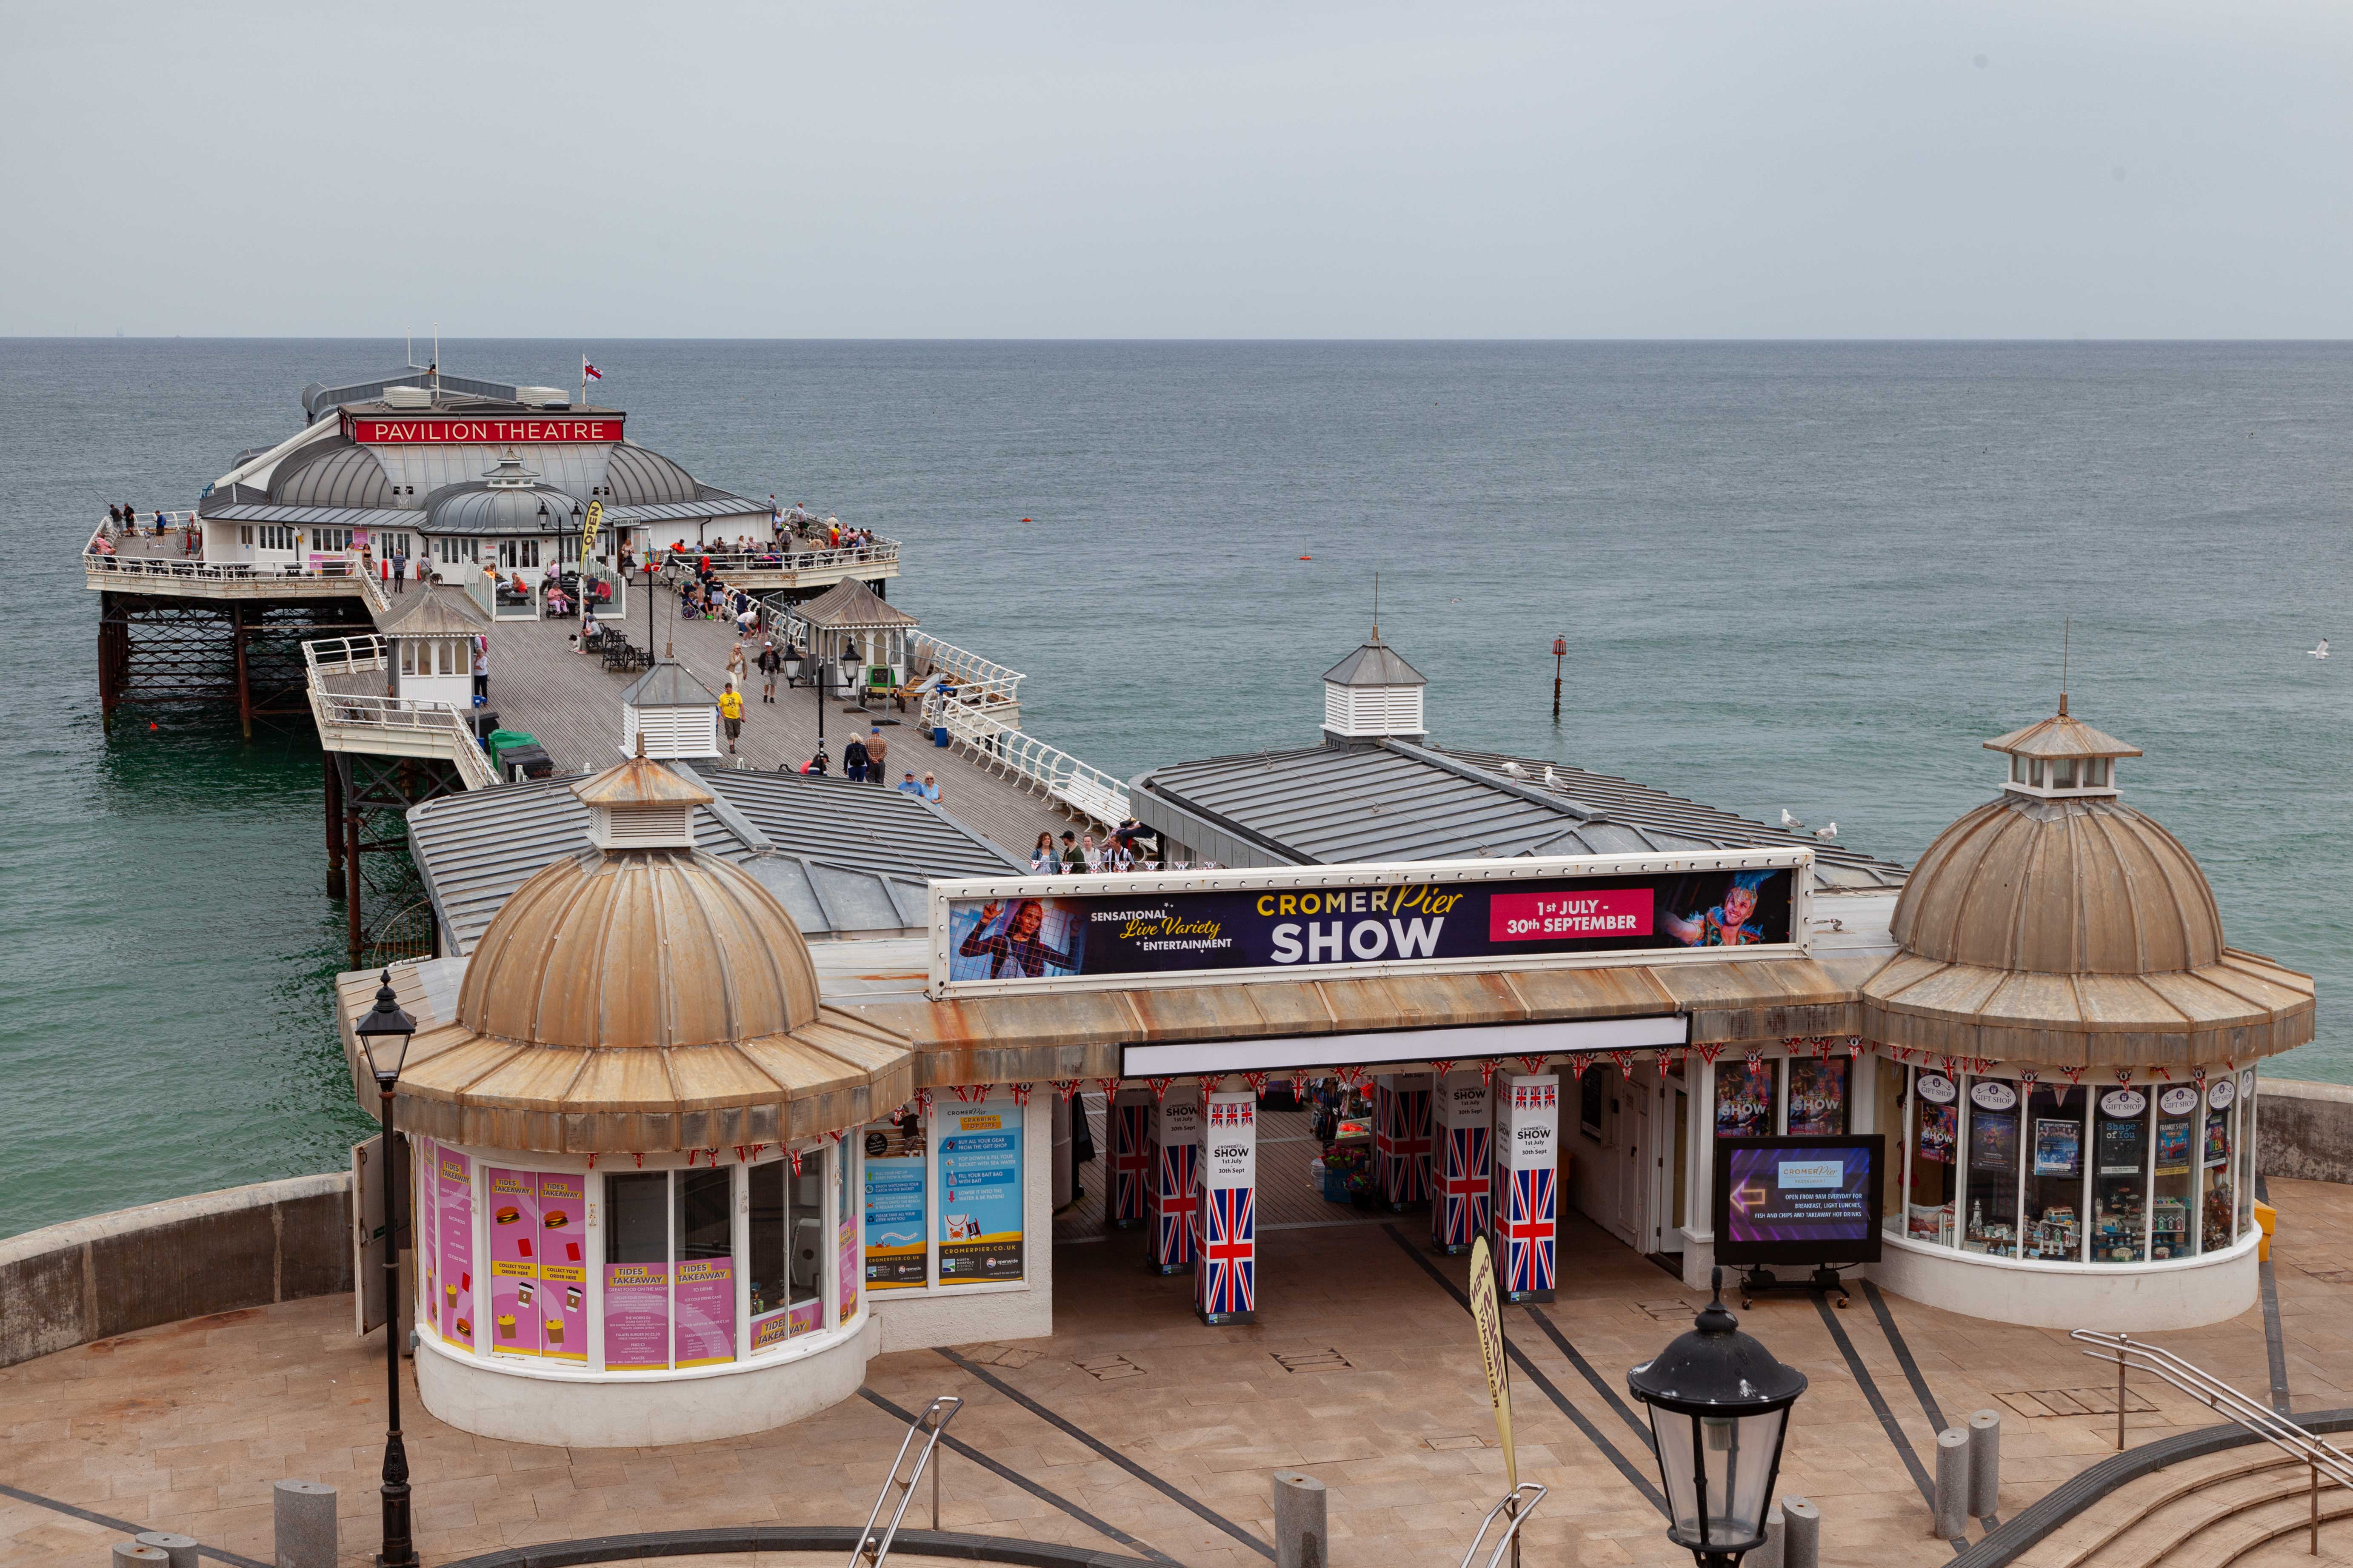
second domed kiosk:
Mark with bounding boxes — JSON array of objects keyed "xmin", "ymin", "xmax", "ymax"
[
  {"xmin": 391, "ymin": 749, "xmax": 916, "ymax": 1444},
  {"xmin": 1859, "ymin": 699, "xmax": 2312, "ymax": 1329}
]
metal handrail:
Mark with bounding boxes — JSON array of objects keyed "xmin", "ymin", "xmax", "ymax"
[
  {"xmin": 655, "ymin": 540, "xmax": 900, "ymax": 579},
  {"xmin": 910, "ymin": 631, "xmax": 1026, "ymax": 707},
  {"xmin": 304, "ymin": 634, "xmax": 389, "ymax": 679},
  {"xmin": 1458, "ymin": 1484, "xmax": 1546, "ymax": 1568},
  {"xmin": 2073, "ymin": 1331, "xmax": 2353, "ymax": 1490},
  {"xmin": 929, "ymin": 699, "xmax": 1129, "ymax": 827},
  {"xmin": 850, "ymin": 1394, "xmax": 962, "ymax": 1567},
  {"xmin": 84, "ymin": 551, "xmax": 371, "ymax": 584},
  {"xmin": 306, "ymin": 688, "xmax": 500, "ymax": 791}
]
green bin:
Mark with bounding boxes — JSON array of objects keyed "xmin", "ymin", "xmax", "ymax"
[{"xmin": 486, "ymin": 729, "xmax": 537, "ymax": 764}]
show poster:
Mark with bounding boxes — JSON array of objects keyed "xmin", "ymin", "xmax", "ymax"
[
  {"xmin": 1786, "ymin": 1059, "xmax": 1847, "ymax": 1136},
  {"xmin": 2154, "ymin": 1118, "xmax": 2193, "ymax": 1176},
  {"xmin": 602, "ymin": 1262, "xmax": 668, "ymax": 1371},
  {"xmin": 1721, "ymin": 1144, "xmax": 1874, "ymax": 1247},
  {"xmin": 2204, "ymin": 1111, "xmax": 2233, "ymax": 1169},
  {"xmin": 536, "ymin": 1173, "xmax": 587, "ymax": 1363},
  {"xmin": 1916, "ymin": 1103, "xmax": 1956, "ymax": 1167},
  {"xmin": 1969, "ymin": 1107, "xmax": 2019, "ymax": 1173},
  {"xmin": 436, "ymin": 1147, "xmax": 474, "ymax": 1350},
  {"xmin": 2033, "ymin": 1118, "xmax": 2082, "ymax": 1177},
  {"xmin": 863, "ymin": 1117, "xmax": 929, "ymax": 1291},
  {"xmin": 938, "ymin": 1100, "xmax": 1025, "ymax": 1285},
  {"xmin": 939, "ymin": 865, "xmax": 1796, "ymax": 988},
  {"xmin": 673, "ymin": 1259, "xmax": 735, "ymax": 1367},
  {"xmin": 485, "ymin": 1168, "xmax": 540, "ymax": 1357},
  {"xmin": 1715, "ymin": 1060, "xmax": 1776, "ymax": 1138}
]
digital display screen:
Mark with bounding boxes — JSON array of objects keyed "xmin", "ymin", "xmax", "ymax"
[{"xmin": 1711, "ymin": 1136, "xmax": 1885, "ymax": 1265}]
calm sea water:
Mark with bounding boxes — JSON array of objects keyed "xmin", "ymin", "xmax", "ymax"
[{"xmin": 3, "ymin": 339, "xmax": 2347, "ymax": 1239}]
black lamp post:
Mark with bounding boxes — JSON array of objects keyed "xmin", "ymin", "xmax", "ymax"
[
  {"xmin": 354, "ymin": 972, "xmax": 420, "ymax": 1568},
  {"xmin": 1626, "ymin": 1269, "xmax": 1807, "ymax": 1568}
]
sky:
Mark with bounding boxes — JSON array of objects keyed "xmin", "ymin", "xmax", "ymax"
[{"xmin": 4, "ymin": 1, "xmax": 2350, "ymax": 338}]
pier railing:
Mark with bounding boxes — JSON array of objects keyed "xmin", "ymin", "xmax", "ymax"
[
  {"xmin": 655, "ymin": 539, "xmax": 900, "ymax": 583},
  {"xmin": 303, "ymin": 635, "xmax": 499, "ymax": 791},
  {"xmin": 931, "ymin": 698, "xmax": 1128, "ymax": 827},
  {"xmin": 909, "ymin": 632, "xmax": 1025, "ymax": 710}
]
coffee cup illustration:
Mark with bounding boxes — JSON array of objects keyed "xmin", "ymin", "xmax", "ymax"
[
  {"xmin": 564, "ymin": 1285, "xmax": 583, "ymax": 1312},
  {"xmin": 517, "ymin": 1281, "xmax": 535, "ymax": 1308},
  {"xmin": 445, "ymin": 1283, "xmax": 459, "ymax": 1305}
]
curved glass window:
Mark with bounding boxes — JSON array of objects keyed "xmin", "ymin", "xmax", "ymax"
[
  {"xmin": 2091, "ymin": 1088, "xmax": 2151, "ymax": 1263},
  {"xmin": 1963, "ymin": 1078, "xmax": 2021, "ymax": 1258},
  {"xmin": 2152, "ymin": 1084, "xmax": 2200, "ymax": 1261},
  {"xmin": 2022, "ymin": 1085, "xmax": 2085, "ymax": 1261},
  {"xmin": 1906, "ymin": 1073, "xmax": 1958, "ymax": 1246}
]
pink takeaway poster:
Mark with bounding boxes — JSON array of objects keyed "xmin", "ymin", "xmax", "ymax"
[
  {"xmin": 602, "ymin": 1262, "xmax": 669, "ymax": 1371},
  {"xmin": 536, "ymin": 1172, "xmax": 588, "ymax": 1362},
  {"xmin": 485, "ymin": 1167, "xmax": 540, "ymax": 1356},
  {"xmin": 435, "ymin": 1147, "xmax": 474, "ymax": 1349},
  {"xmin": 673, "ymin": 1259, "xmax": 735, "ymax": 1367},
  {"xmin": 416, "ymin": 1139, "xmax": 437, "ymax": 1338}
]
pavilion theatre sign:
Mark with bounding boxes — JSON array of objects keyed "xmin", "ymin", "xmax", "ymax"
[
  {"xmin": 343, "ymin": 414, "xmax": 625, "ymax": 445},
  {"xmin": 926, "ymin": 848, "xmax": 1812, "ymax": 999}
]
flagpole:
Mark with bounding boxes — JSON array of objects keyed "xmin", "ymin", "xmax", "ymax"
[{"xmin": 579, "ymin": 355, "xmax": 586, "ymax": 408}]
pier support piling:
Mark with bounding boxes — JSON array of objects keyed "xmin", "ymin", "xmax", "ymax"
[{"xmin": 325, "ymin": 754, "xmax": 346, "ymax": 900}]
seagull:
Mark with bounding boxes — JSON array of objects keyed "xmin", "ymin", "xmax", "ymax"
[
  {"xmin": 1780, "ymin": 809, "xmax": 1806, "ymax": 832},
  {"xmin": 1542, "ymin": 765, "xmax": 1559, "ymax": 788},
  {"xmin": 1815, "ymin": 822, "xmax": 1839, "ymax": 842},
  {"xmin": 2312, "ymin": 639, "xmax": 2330, "ymax": 660},
  {"xmin": 1500, "ymin": 760, "xmax": 1529, "ymax": 779}
]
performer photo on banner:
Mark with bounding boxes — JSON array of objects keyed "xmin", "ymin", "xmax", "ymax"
[{"xmin": 947, "ymin": 898, "xmax": 1087, "ymax": 983}]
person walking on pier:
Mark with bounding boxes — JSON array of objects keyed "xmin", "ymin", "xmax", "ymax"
[
  {"xmin": 720, "ymin": 681, "xmax": 745, "ymax": 755},
  {"xmin": 863, "ymin": 726, "xmax": 889, "ymax": 784},
  {"xmin": 842, "ymin": 733, "xmax": 869, "ymax": 782},
  {"xmin": 726, "ymin": 640, "xmax": 748, "ymax": 689},
  {"xmin": 391, "ymin": 545, "xmax": 408, "ymax": 593},
  {"xmin": 756, "ymin": 639, "xmax": 780, "ymax": 703}
]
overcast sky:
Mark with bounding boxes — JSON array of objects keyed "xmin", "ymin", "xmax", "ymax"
[{"xmin": 6, "ymin": 2, "xmax": 2349, "ymax": 337}]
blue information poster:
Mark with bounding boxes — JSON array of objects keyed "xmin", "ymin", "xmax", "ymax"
[
  {"xmin": 862, "ymin": 1117, "xmax": 929, "ymax": 1290},
  {"xmin": 937, "ymin": 1100, "xmax": 1025, "ymax": 1285}
]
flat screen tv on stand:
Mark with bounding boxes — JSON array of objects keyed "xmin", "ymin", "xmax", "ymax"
[{"xmin": 1710, "ymin": 1135, "xmax": 1886, "ymax": 1309}]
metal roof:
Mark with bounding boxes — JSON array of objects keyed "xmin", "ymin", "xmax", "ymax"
[
  {"xmin": 271, "ymin": 439, "xmax": 394, "ymax": 509},
  {"xmin": 621, "ymin": 659, "xmax": 719, "ymax": 709},
  {"xmin": 1131, "ymin": 737, "xmax": 1908, "ymax": 888},
  {"xmin": 604, "ymin": 443, "xmax": 699, "ymax": 506},
  {"xmin": 200, "ymin": 502, "xmax": 397, "ymax": 527},
  {"xmin": 794, "ymin": 578, "xmax": 919, "ymax": 630},
  {"xmin": 405, "ymin": 763, "xmax": 1019, "ymax": 955},
  {"xmin": 301, "ymin": 368, "xmax": 549, "ymax": 422},
  {"xmin": 421, "ymin": 481, "xmax": 580, "ymax": 536},
  {"xmin": 603, "ymin": 491, "xmax": 768, "ymax": 524},
  {"xmin": 381, "ymin": 592, "xmax": 488, "ymax": 638},
  {"xmin": 1323, "ymin": 637, "xmax": 1426, "ymax": 687}
]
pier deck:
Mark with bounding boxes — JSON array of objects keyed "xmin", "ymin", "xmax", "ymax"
[{"xmin": 322, "ymin": 584, "xmax": 1084, "ymax": 859}]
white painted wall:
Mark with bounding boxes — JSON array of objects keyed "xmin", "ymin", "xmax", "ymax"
[{"xmin": 873, "ymin": 1095, "xmax": 1054, "ymax": 1353}]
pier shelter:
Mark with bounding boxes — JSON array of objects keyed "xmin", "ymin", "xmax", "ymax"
[
  {"xmin": 340, "ymin": 686, "xmax": 2312, "ymax": 1449},
  {"xmin": 778, "ymin": 579, "xmax": 920, "ymax": 699},
  {"xmin": 381, "ymin": 592, "xmax": 488, "ymax": 710}
]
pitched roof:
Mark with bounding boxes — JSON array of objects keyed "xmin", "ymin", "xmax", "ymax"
[
  {"xmin": 794, "ymin": 577, "xmax": 920, "ymax": 630},
  {"xmin": 380, "ymin": 590, "xmax": 488, "ymax": 638},
  {"xmin": 572, "ymin": 750, "xmax": 716, "ymax": 809},
  {"xmin": 1322, "ymin": 637, "xmax": 1426, "ymax": 687},
  {"xmin": 1982, "ymin": 703, "xmax": 2141, "ymax": 761},
  {"xmin": 620, "ymin": 658, "xmax": 719, "ymax": 709}
]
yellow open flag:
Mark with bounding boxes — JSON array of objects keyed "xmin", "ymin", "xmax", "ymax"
[{"xmin": 1467, "ymin": 1234, "xmax": 1518, "ymax": 1494}]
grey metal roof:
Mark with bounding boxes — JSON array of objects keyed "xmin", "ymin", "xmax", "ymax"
[
  {"xmin": 604, "ymin": 491, "xmax": 768, "ymax": 524},
  {"xmin": 1131, "ymin": 737, "xmax": 1908, "ymax": 887},
  {"xmin": 200, "ymin": 501, "xmax": 397, "ymax": 527},
  {"xmin": 794, "ymin": 578, "xmax": 919, "ymax": 630},
  {"xmin": 301, "ymin": 368, "xmax": 546, "ymax": 422},
  {"xmin": 405, "ymin": 763, "xmax": 1019, "ymax": 955},
  {"xmin": 422, "ymin": 481, "xmax": 580, "ymax": 536},
  {"xmin": 271, "ymin": 439, "xmax": 394, "ymax": 509},
  {"xmin": 604, "ymin": 443, "xmax": 698, "ymax": 507},
  {"xmin": 621, "ymin": 659, "xmax": 719, "ymax": 709},
  {"xmin": 382, "ymin": 592, "xmax": 488, "ymax": 638},
  {"xmin": 1323, "ymin": 637, "xmax": 1426, "ymax": 687}
]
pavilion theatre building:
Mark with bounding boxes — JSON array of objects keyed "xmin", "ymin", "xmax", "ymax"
[{"xmin": 341, "ymin": 649, "xmax": 2312, "ymax": 1447}]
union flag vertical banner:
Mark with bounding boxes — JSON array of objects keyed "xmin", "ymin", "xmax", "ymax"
[
  {"xmin": 1432, "ymin": 1072, "xmax": 1493, "ymax": 1254},
  {"xmin": 1375, "ymin": 1072, "xmax": 1434, "ymax": 1209},
  {"xmin": 1195, "ymin": 1090, "xmax": 1257, "ymax": 1324},
  {"xmin": 1493, "ymin": 1075, "xmax": 1559, "ymax": 1303},
  {"xmin": 1149, "ymin": 1086, "xmax": 1201, "ymax": 1274},
  {"xmin": 1108, "ymin": 1087, "xmax": 1153, "ymax": 1231}
]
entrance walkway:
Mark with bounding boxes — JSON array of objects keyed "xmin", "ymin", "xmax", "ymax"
[{"xmin": 3, "ymin": 1183, "xmax": 2341, "ymax": 1568}]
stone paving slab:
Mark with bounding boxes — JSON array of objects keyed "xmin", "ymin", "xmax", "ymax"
[{"xmin": 5, "ymin": 1180, "xmax": 2348, "ymax": 1568}]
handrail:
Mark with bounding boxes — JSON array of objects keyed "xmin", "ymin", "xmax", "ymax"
[
  {"xmin": 850, "ymin": 1394, "xmax": 962, "ymax": 1568},
  {"xmin": 930, "ymin": 698, "xmax": 1129, "ymax": 827},
  {"xmin": 304, "ymin": 634, "xmax": 388, "ymax": 680},
  {"xmin": 2073, "ymin": 1331, "xmax": 2353, "ymax": 1491},
  {"xmin": 654, "ymin": 540, "xmax": 900, "ymax": 580},
  {"xmin": 1458, "ymin": 1484, "xmax": 1546, "ymax": 1568},
  {"xmin": 909, "ymin": 631, "xmax": 1025, "ymax": 707},
  {"xmin": 304, "ymin": 634, "xmax": 497, "ymax": 791},
  {"xmin": 84, "ymin": 552, "xmax": 372, "ymax": 584}
]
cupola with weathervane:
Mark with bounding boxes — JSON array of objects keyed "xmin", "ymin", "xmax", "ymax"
[
  {"xmin": 572, "ymin": 737, "xmax": 712, "ymax": 850},
  {"xmin": 1983, "ymin": 692, "xmax": 2140, "ymax": 798},
  {"xmin": 1321, "ymin": 613, "xmax": 1428, "ymax": 747}
]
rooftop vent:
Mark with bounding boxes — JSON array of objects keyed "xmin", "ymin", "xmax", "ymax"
[
  {"xmin": 1984, "ymin": 693, "xmax": 2141, "ymax": 799},
  {"xmin": 382, "ymin": 385, "xmax": 433, "ymax": 409},
  {"xmin": 1322, "ymin": 625, "xmax": 1428, "ymax": 747},
  {"xmin": 514, "ymin": 385, "xmax": 571, "ymax": 408}
]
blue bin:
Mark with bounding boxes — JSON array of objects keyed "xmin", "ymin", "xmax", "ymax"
[{"xmin": 932, "ymin": 726, "xmax": 949, "ymax": 747}]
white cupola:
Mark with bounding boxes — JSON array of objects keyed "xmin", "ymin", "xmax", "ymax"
[
  {"xmin": 1983, "ymin": 693, "xmax": 2139, "ymax": 799},
  {"xmin": 571, "ymin": 736, "xmax": 714, "ymax": 851},
  {"xmin": 1322, "ymin": 629, "xmax": 1428, "ymax": 746},
  {"xmin": 619, "ymin": 658, "xmax": 722, "ymax": 760}
]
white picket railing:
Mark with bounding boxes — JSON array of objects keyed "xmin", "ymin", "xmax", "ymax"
[
  {"xmin": 303, "ymin": 634, "xmax": 497, "ymax": 791},
  {"xmin": 910, "ymin": 632, "xmax": 1025, "ymax": 708},
  {"xmin": 655, "ymin": 539, "xmax": 900, "ymax": 582},
  {"xmin": 933, "ymin": 699, "xmax": 1128, "ymax": 827}
]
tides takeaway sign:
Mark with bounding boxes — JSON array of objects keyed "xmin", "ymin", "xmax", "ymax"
[{"xmin": 926, "ymin": 850, "xmax": 1812, "ymax": 998}]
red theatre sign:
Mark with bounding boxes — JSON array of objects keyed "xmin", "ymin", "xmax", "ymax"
[{"xmin": 344, "ymin": 415, "xmax": 624, "ymax": 445}]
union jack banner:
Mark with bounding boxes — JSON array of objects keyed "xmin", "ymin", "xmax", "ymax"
[
  {"xmin": 1094, "ymin": 1078, "xmax": 1120, "ymax": 1098},
  {"xmin": 1153, "ymin": 1142, "xmax": 1199, "ymax": 1271},
  {"xmin": 1693, "ymin": 1043, "xmax": 1725, "ymax": 1066},
  {"xmin": 1503, "ymin": 1166, "xmax": 1557, "ymax": 1298},
  {"xmin": 2116, "ymin": 1066, "xmax": 2134, "ymax": 1084},
  {"xmin": 1051, "ymin": 1079, "xmax": 1082, "ymax": 1102},
  {"xmin": 1110, "ymin": 1100, "xmax": 1152, "ymax": 1226},
  {"xmin": 1198, "ymin": 1075, "xmax": 1225, "ymax": 1097},
  {"xmin": 914, "ymin": 1089, "xmax": 933, "ymax": 1117},
  {"xmin": 1432, "ymin": 1122, "xmax": 1491, "ymax": 1249},
  {"xmin": 1478, "ymin": 1059, "xmax": 1499, "ymax": 1089},
  {"xmin": 1608, "ymin": 1050, "xmax": 1634, "ymax": 1079},
  {"xmin": 1242, "ymin": 1071, "xmax": 1271, "ymax": 1096},
  {"xmin": 1516, "ymin": 1055, "xmax": 1548, "ymax": 1074},
  {"xmin": 1374, "ymin": 1080, "xmax": 1432, "ymax": 1206},
  {"xmin": 1147, "ymin": 1077, "xmax": 1174, "ymax": 1102},
  {"xmin": 1194, "ymin": 1185, "xmax": 1255, "ymax": 1319},
  {"xmin": 949, "ymin": 1084, "xmax": 990, "ymax": 1103},
  {"xmin": 1288, "ymin": 1071, "xmax": 1311, "ymax": 1104},
  {"xmin": 2192, "ymin": 1066, "xmax": 2208, "ymax": 1087},
  {"xmin": 1010, "ymin": 1082, "xmax": 1033, "ymax": 1106},
  {"xmin": 1845, "ymin": 1038, "xmax": 1863, "ymax": 1058},
  {"xmin": 1429, "ymin": 1058, "xmax": 1457, "ymax": 1078}
]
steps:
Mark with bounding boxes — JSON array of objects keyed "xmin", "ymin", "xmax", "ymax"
[{"xmin": 2022, "ymin": 1447, "xmax": 2353, "ymax": 1568}]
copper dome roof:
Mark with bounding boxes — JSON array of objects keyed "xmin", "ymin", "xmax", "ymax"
[{"xmin": 1890, "ymin": 794, "xmax": 2222, "ymax": 975}]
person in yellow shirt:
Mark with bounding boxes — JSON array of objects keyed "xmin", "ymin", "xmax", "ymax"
[{"xmin": 719, "ymin": 681, "xmax": 745, "ymax": 755}]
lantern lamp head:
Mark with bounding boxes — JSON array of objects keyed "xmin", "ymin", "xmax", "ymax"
[
  {"xmin": 1625, "ymin": 1268, "xmax": 1808, "ymax": 1565},
  {"xmin": 353, "ymin": 969, "xmax": 419, "ymax": 1086}
]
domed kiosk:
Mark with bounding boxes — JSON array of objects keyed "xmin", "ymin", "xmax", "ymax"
[
  {"xmin": 389, "ymin": 748, "xmax": 917, "ymax": 1444},
  {"xmin": 1857, "ymin": 698, "xmax": 2314, "ymax": 1330}
]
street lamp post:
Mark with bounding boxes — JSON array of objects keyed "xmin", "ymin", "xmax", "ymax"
[
  {"xmin": 354, "ymin": 972, "xmax": 420, "ymax": 1568},
  {"xmin": 1551, "ymin": 635, "xmax": 1567, "ymax": 721},
  {"xmin": 1626, "ymin": 1269, "xmax": 1808, "ymax": 1568}
]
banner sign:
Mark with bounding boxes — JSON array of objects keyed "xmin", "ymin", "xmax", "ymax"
[
  {"xmin": 345, "ymin": 415, "xmax": 623, "ymax": 445},
  {"xmin": 932, "ymin": 852, "xmax": 1808, "ymax": 996},
  {"xmin": 1466, "ymin": 1235, "xmax": 1519, "ymax": 1493},
  {"xmin": 937, "ymin": 1098, "xmax": 1024, "ymax": 1286}
]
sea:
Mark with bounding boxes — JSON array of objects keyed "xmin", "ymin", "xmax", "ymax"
[{"xmin": 2, "ymin": 339, "xmax": 2347, "ymax": 1240}]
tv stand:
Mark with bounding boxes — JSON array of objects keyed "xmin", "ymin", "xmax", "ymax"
[{"xmin": 1736, "ymin": 1263, "xmax": 1851, "ymax": 1309}]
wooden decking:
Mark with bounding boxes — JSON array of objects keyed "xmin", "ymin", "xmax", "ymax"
[{"xmin": 327, "ymin": 583, "xmax": 1082, "ymax": 859}]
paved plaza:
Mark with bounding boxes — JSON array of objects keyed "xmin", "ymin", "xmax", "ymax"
[{"xmin": 6, "ymin": 1177, "xmax": 2350, "ymax": 1568}]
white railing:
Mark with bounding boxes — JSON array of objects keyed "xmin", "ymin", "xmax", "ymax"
[
  {"xmin": 934, "ymin": 699, "xmax": 1128, "ymax": 827},
  {"xmin": 655, "ymin": 539, "xmax": 900, "ymax": 582},
  {"xmin": 304, "ymin": 634, "xmax": 388, "ymax": 682},
  {"xmin": 306, "ymin": 687, "xmax": 499, "ymax": 790},
  {"xmin": 909, "ymin": 632, "xmax": 1025, "ymax": 708},
  {"xmin": 85, "ymin": 547, "xmax": 374, "ymax": 589}
]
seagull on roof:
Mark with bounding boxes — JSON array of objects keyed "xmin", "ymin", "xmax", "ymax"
[
  {"xmin": 1500, "ymin": 761, "xmax": 1529, "ymax": 779},
  {"xmin": 1815, "ymin": 822, "xmax": 1839, "ymax": 842},
  {"xmin": 1542, "ymin": 765, "xmax": 1559, "ymax": 788},
  {"xmin": 1780, "ymin": 809, "xmax": 1806, "ymax": 831},
  {"xmin": 2312, "ymin": 639, "xmax": 2330, "ymax": 659}
]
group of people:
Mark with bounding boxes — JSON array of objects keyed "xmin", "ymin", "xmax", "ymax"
[
  {"xmin": 1027, "ymin": 818, "xmax": 1166, "ymax": 874},
  {"xmin": 789, "ymin": 725, "xmax": 941, "ymax": 802}
]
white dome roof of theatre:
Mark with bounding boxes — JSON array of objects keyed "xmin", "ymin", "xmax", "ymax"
[
  {"xmin": 270, "ymin": 439, "xmax": 394, "ymax": 508},
  {"xmin": 603, "ymin": 443, "xmax": 700, "ymax": 506}
]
